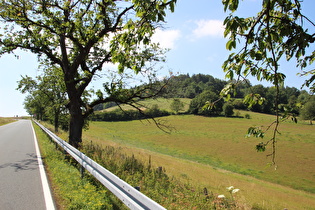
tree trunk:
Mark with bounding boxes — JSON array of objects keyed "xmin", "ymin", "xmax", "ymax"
[
  {"xmin": 68, "ymin": 102, "xmax": 84, "ymax": 148},
  {"xmin": 54, "ymin": 110, "xmax": 59, "ymax": 133},
  {"xmin": 62, "ymin": 59, "xmax": 85, "ymax": 148}
]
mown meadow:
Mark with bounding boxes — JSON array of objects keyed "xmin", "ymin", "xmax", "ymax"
[{"xmin": 83, "ymin": 110, "xmax": 315, "ymax": 209}]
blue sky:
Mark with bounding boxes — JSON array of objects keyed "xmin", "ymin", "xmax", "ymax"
[{"xmin": 0, "ymin": 0, "xmax": 314, "ymax": 117}]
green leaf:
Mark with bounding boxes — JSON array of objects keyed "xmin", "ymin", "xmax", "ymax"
[
  {"xmin": 169, "ymin": 2, "xmax": 175, "ymax": 12},
  {"xmin": 256, "ymin": 142, "xmax": 266, "ymax": 152},
  {"xmin": 226, "ymin": 39, "xmax": 236, "ymax": 50},
  {"xmin": 246, "ymin": 127, "xmax": 265, "ymax": 139}
]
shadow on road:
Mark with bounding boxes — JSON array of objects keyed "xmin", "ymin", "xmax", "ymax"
[{"xmin": 0, "ymin": 153, "xmax": 39, "ymax": 172}]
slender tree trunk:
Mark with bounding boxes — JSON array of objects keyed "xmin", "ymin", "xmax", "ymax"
[{"xmin": 54, "ymin": 110, "xmax": 59, "ymax": 133}]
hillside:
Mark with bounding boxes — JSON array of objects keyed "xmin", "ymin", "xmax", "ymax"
[{"xmin": 97, "ymin": 98, "xmax": 192, "ymax": 113}]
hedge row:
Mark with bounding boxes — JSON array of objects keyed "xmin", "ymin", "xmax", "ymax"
[{"xmin": 91, "ymin": 107, "xmax": 170, "ymax": 121}]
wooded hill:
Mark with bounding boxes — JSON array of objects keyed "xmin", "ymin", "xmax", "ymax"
[{"xmin": 92, "ymin": 73, "xmax": 314, "ymax": 122}]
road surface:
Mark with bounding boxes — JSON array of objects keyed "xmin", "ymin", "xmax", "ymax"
[{"xmin": 0, "ymin": 120, "xmax": 55, "ymax": 210}]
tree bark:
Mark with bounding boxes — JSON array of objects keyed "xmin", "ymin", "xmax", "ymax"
[
  {"xmin": 68, "ymin": 101, "xmax": 84, "ymax": 148},
  {"xmin": 63, "ymin": 64, "xmax": 84, "ymax": 148},
  {"xmin": 54, "ymin": 110, "xmax": 59, "ymax": 133}
]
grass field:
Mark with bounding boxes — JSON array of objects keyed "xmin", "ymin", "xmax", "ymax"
[
  {"xmin": 0, "ymin": 117, "xmax": 15, "ymax": 126},
  {"xmin": 83, "ymin": 111, "xmax": 315, "ymax": 209}
]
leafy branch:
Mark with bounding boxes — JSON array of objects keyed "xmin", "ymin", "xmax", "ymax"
[{"xmin": 222, "ymin": 0, "xmax": 314, "ymax": 165}]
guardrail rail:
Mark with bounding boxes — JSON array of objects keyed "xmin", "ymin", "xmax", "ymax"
[{"xmin": 34, "ymin": 121, "xmax": 166, "ymax": 210}]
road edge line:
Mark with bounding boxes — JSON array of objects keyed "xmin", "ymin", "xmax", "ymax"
[{"xmin": 31, "ymin": 121, "xmax": 56, "ymax": 210}]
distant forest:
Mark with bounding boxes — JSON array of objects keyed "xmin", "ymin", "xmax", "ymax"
[{"xmin": 93, "ymin": 73, "xmax": 314, "ymax": 122}]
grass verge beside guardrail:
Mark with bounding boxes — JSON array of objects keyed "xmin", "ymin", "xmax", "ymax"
[{"xmin": 33, "ymin": 122, "xmax": 116, "ymax": 209}]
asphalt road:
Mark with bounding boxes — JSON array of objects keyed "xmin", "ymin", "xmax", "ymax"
[{"xmin": 0, "ymin": 120, "xmax": 54, "ymax": 210}]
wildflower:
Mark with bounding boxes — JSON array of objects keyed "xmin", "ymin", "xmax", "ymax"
[
  {"xmin": 227, "ymin": 186, "xmax": 234, "ymax": 191},
  {"xmin": 218, "ymin": 194, "xmax": 225, "ymax": 199},
  {"xmin": 232, "ymin": 188, "xmax": 240, "ymax": 194}
]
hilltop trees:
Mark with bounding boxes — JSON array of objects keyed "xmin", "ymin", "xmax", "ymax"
[{"xmin": 0, "ymin": 0, "xmax": 176, "ymax": 148}]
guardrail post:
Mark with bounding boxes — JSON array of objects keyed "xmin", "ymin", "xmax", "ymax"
[{"xmin": 80, "ymin": 165, "xmax": 85, "ymax": 178}]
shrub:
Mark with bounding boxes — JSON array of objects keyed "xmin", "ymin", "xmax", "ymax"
[
  {"xmin": 189, "ymin": 90, "xmax": 223, "ymax": 116},
  {"xmin": 91, "ymin": 106, "xmax": 170, "ymax": 122},
  {"xmin": 235, "ymin": 110, "xmax": 241, "ymax": 117},
  {"xmin": 232, "ymin": 98, "xmax": 246, "ymax": 110},
  {"xmin": 245, "ymin": 114, "xmax": 251, "ymax": 119},
  {"xmin": 223, "ymin": 103, "xmax": 234, "ymax": 117},
  {"xmin": 170, "ymin": 99, "xmax": 184, "ymax": 114}
]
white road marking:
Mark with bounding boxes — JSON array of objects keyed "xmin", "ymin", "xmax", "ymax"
[{"xmin": 31, "ymin": 121, "xmax": 56, "ymax": 210}]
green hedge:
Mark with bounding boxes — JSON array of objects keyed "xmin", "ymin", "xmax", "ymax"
[{"xmin": 91, "ymin": 107, "xmax": 170, "ymax": 121}]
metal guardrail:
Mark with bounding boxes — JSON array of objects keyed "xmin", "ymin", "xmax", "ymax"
[{"xmin": 34, "ymin": 121, "xmax": 166, "ymax": 210}]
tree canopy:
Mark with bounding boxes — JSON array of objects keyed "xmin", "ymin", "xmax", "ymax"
[
  {"xmin": 17, "ymin": 66, "xmax": 68, "ymax": 132},
  {"xmin": 0, "ymin": 0, "xmax": 177, "ymax": 147}
]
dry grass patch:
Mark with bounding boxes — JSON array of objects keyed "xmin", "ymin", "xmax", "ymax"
[{"xmin": 0, "ymin": 117, "xmax": 16, "ymax": 126}]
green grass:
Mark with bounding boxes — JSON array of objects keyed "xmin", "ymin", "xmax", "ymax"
[
  {"xmin": 33, "ymin": 123, "xmax": 115, "ymax": 210},
  {"xmin": 35, "ymin": 108, "xmax": 315, "ymax": 209},
  {"xmin": 83, "ymin": 111, "xmax": 315, "ymax": 208}
]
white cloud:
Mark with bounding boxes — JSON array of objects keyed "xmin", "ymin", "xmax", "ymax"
[
  {"xmin": 152, "ymin": 29, "xmax": 181, "ymax": 49},
  {"xmin": 192, "ymin": 19, "xmax": 224, "ymax": 39}
]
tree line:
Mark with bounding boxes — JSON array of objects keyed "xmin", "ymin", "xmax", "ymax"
[
  {"xmin": 18, "ymin": 72, "xmax": 315, "ymax": 126},
  {"xmin": 163, "ymin": 73, "xmax": 313, "ymax": 117},
  {"xmin": 90, "ymin": 73, "xmax": 314, "ymax": 122}
]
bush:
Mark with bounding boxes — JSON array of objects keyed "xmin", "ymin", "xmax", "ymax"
[
  {"xmin": 245, "ymin": 114, "xmax": 251, "ymax": 119},
  {"xmin": 189, "ymin": 90, "xmax": 223, "ymax": 116},
  {"xmin": 234, "ymin": 110, "xmax": 241, "ymax": 117},
  {"xmin": 223, "ymin": 103, "xmax": 234, "ymax": 117},
  {"xmin": 91, "ymin": 106, "xmax": 170, "ymax": 122},
  {"xmin": 170, "ymin": 99, "xmax": 184, "ymax": 114},
  {"xmin": 299, "ymin": 99, "xmax": 315, "ymax": 125},
  {"xmin": 232, "ymin": 98, "xmax": 246, "ymax": 110}
]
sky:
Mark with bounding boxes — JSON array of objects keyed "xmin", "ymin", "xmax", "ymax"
[{"xmin": 0, "ymin": 0, "xmax": 314, "ymax": 117}]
